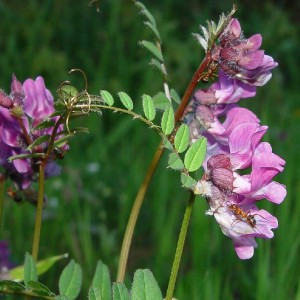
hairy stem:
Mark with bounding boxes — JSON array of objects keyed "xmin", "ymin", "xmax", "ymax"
[
  {"xmin": 117, "ymin": 55, "xmax": 211, "ymax": 282},
  {"xmin": 31, "ymin": 162, "xmax": 46, "ymax": 261},
  {"xmin": 165, "ymin": 192, "xmax": 195, "ymax": 300}
]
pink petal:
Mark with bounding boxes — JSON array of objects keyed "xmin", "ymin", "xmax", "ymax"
[
  {"xmin": 239, "ymin": 50, "xmax": 265, "ymax": 70},
  {"xmin": 233, "ymin": 236, "xmax": 257, "ymax": 259}
]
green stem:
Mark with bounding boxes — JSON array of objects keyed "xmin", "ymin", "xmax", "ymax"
[
  {"xmin": 31, "ymin": 162, "xmax": 46, "ymax": 261},
  {"xmin": 0, "ymin": 175, "xmax": 5, "ymax": 229},
  {"xmin": 165, "ymin": 192, "xmax": 195, "ymax": 300},
  {"xmin": 116, "ymin": 55, "xmax": 211, "ymax": 282},
  {"xmin": 116, "ymin": 144, "xmax": 164, "ymax": 282}
]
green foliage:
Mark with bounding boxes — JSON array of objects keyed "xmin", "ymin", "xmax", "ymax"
[
  {"xmin": 184, "ymin": 137, "xmax": 207, "ymax": 172},
  {"xmin": 26, "ymin": 281, "xmax": 55, "ymax": 297},
  {"xmin": 59, "ymin": 260, "xmax": 82, "ymax": 300},
  {"xmin": 181, "ymin": 173, "xmax": 198, "ymax": 190},
  {"xmin": 142, "ymin": 94, "xmax": 156, "ymax": 121},
  {"xmin": 100, "ymin": 90, "xmax": 115, "ymax": 106},
  {"xmin": 174, "ymin": 124, "xmax": 190, "ymax": 153},
  {"xmin": 112, "ymin": 283, "xmax": 131, "ymax": 300},
  {"xmin": 27, "ymin": 135, "xmax": 51, "ymax": 151},
  {"xmin": 161, "ymin": 106, "xmax": 175, "ymax": 135},
  {"xmin": 24, "ymin": 253, "xmax": 38, "ymax": 287},
  {"xmin": 139, "ymin": 40, "xmax": 164, "ymax": 62},
  {"xmin": 152, "ymin": 92, "xmax": 171, "ymax": 111},
  {"xmin": 117, "ymin": 92, "xmax": 134, "ymax": 111},
  {"xmin": 10, "ymin": 253, "xmax": 68, "ymax": 281},
  {"xmin": 88, "ymin": 287, "xmax": 103, "ymax": 300},
  {"xmin": 91, "ymin": 261, "xmax": 112, "ymax": 300},
  {"xmin": 168, "ymin": 152, "xmax": 185, "ymax": 171},
  {"xmin": 131, "ymin": 269, "xmax": 163, "ymax": 300}
]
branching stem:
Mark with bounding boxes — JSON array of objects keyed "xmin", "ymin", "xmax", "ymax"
[{"xmin": 116, "ymin": 54, "xmax": 212, "ymax": 282}]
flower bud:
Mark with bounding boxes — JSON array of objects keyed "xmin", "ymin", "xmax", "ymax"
[
  {"xmin": 207, "ymin": 154, "xmax": 231, "ymax": 171},
  {"xmin": 0, "ymin": 91, "xmax": 13, "ymax": 109},
  {"xmin": 211, "ymin": 168, "xmax": 234, "ymax": 192}
]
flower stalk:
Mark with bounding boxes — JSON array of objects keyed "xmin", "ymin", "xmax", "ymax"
[
  {"xmin": 31, "ymin": 162, "xmax": 46, "ymax": 261},
  {"xmin": 165, "ymin": 192, "xmax": 196, "ymax": 300}
]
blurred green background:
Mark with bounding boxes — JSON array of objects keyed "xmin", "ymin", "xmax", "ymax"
[{"xmin": 1, "ymin": 0, "xmax": 299, "ymax": 299}]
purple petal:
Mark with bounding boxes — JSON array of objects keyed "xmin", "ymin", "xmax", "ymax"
[
  {"xmin": 239, "ymin": 50, "xmax": 265, "ymax": 70},
  {"xmin": 247, "ymin": 34, "xmax": 262, "ymax": 51},
  {"xmin": 23, "ymin": 77, "xmax": 54, "ymax": 120},
  {"xmin": 233, "ymin": 237, "xmax": 257, "ymax": 259}
]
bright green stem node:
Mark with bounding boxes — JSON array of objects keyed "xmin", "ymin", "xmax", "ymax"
[
  {"xmin": 165, "ymin": 192, "xmax": 195, "ymax": 300},
  {"xmin": 31, "ymin": 163, "xmax": 46, "ymax": 261}
]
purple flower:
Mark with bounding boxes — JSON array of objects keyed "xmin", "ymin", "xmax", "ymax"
[
  {"xmin": 194, "ymin": 71, "xmax": 256, "ymax": 107},
  {"xmin": 0, "ymin": 75, "xmax": 68, "ymax": 189},
  {"xmin": 188, "ymin": 17, "xmax": 284, "ymax": 259},
  {"xmin": 189, "ymin": 84, "xmax": 286, "ymax": 258},
  {"xmin": 211, "ymin": 18, "xmax": 278, "ymax": 86},
  {"xmin": 212, "ymin": 204, "xmax": 278, "ymax": 259},
  {"xmin": 193, "ymin": 118, "xmax": 286, "ymax": 259}
]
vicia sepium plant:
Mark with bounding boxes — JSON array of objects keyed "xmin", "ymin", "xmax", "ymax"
[{"xmin": 0, "ymin": 2, "xmax": 286, "ymax": 299}]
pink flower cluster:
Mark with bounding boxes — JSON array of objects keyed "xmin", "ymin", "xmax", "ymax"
[
  {"xmin": 0, "ymin": 75, "xmax": 67, "ymax": 190},
  {"xmin": 185, "ymin": 19, "xmax": 286, "ymax": 259},
  {"xmin": 211, "ymin": 18, "xmax": 278, "ymax": 86}
]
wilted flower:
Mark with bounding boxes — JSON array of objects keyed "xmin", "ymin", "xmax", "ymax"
[{"xmin": 0, "ymin": 75, "xmax": 68, "ymax": 189}]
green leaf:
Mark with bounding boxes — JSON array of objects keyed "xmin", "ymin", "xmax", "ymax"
[
  {"xmin": 170, "ymin": 89, "xmax": 181, "ymax": 104},
  {"xmin": 181, "ymin": 173, "xmax": 197, "ymax": 190},
  {"xmin": 162, "ymin": 136, "xmax": 173, "ymax": 150},
  {"xmin": 152, "ymin": 92, "xmax": 171, "ymax": 111},
  {"xmin": 100, "ymin": 90, "xmax": 114, "ymax": 106},
  {"xmin": 8, "ymin": 153, "xmax": 45, "ymax": 162},
  {"xmin": 27, "ymin": 134, "xmax": 51, "ymax": 151},
  {"xmin": 24, "ymin": 253, "xmax": 38, "ymax": 287},
  {"xmin": 91, "ymin": 261, "xmax": 112, "ymax": 300},
  {"xmin": 10, "ymin": 253, "xmax": 68, "ymax": 282},
  {"xmin": 144, "ymin": 21, "xmax": 161, "ymax": 42},
  {"xmin": 135, "ymin": 1, "xmax": 156, "ymax": 27},
  {"xmin": 118, "ymin": 92, "xmax": 134, "ymax": 111},
  {"xmin": 59, "ymin": 85, "xmax": 78, "ymax": 100},
  {"xmin": 139, "ymin": 40, "xmax": 163, "ymax": 62},
  {"xmin": 0, "ymin": 280, "xmax": 26, "ymax": 293},
  {"xmin": 174, "ymin": 124, "xmax": 190, "ymax": 153},
  {"xmin": 161, "ymin": 106, "xmax": 175, "ymax": 135},
  {"xmin": 37, "ymin": 253, "xmax": 68, "ymax": 276},
  {"xmin": 131, "ymin": 269, "xmax": 163, "ymax": 300},
  {"xmin": 184, "ymin": 137, "xmax": 207, "ymax": 172},
  {"xmin": 27, "ymin": 281, "xmax": 55, "ymax": 297},
  {"xmin": 32, "ymin": 119, "xmax": 56, "ymax": 131},
  {"xmin": 168, "ymin": 153, "xmax": 185, "ymax": 171},
  {"xmin": 59, "ymin": 260, "xmax": 82, "ymax": 300},
  {"xmin": 142, "ymin": 94, "xmax": 156, "ymax": 121},
  {"xmin": 149, "ymin": 59, "xmax": 167, "ymax": 76},
  {"xmin": 112, "ymin": 283, "xmax": 131, "ymax": 300},
  {"xmin": 88, "ymin": 287, "xmax": 103, "ymax": 300}
]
